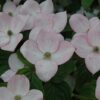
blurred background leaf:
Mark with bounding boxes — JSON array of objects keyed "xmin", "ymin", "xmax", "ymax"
[{"xmin": 81, "ymin": 0, "xmax": 94, "ymax": 9}]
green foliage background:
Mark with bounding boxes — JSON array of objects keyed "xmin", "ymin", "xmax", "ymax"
[{"xmin": 0, "ymin": 0, "xmax": 100, "ymax": 100}]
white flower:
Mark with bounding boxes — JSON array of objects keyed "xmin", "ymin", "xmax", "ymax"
[
  {"xmin": 0, "ymin": 75, "xmax": 43, "ymax": 100},
  {"xmin": 3, "ymin": 0, "xmax": 21, "ymax": 16},
  {"xmin": 0, "ymin": 13, "xmax": 28, "ymax": 51},
  {"xmin": 21, "ymin": 30, "xmax": 75, "ymax": 82}
]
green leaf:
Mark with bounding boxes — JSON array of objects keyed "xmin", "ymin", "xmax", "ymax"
[
  {"xmin": 17, "ymin": 67, "xmax": 32, "ymax": 76},
  {"xmin": 44, "ymin": 81, "xmax": 71, "ymax": 100},
  {"xmin": 75, "ymin": 58, "xmax": 93, "ymax": 91},
  {"xmin": 30, "ymin": 73, "xmax": 44, "ymax": 92},
  {"xmin": 81, "ymin": 0, "xmax": 94, "ymax": 9},
  {"xmin": 0, "ymin": 83, "xmax": 7, "ymax": 87},
  {"xmin": 52, "ymin": 60, "xmax": 76, "ymax": 82},
  {"xmin": 65, "ymin": 76, "xmax": 76, "ymax": 91},
  {"xmin": 78, "ymin": 81, "xmax": 97, "ymax": 100}
]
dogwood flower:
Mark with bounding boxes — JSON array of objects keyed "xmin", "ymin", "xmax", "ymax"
[
  {"xmin": 3, "ymin": 0, "xmax": 21, "ymax": 16},
  {"xmin": 19, "ymin": 0, "xmax": 67, "ymax": 32},
  {"xmin": 1, "ymin": 53, "xmax": 24, "ymax": 82},
  {"xmin": 0, "ymin": 75, "xmax": 43, "ymax": 100},
  {"xmin": 96, "ymin": 77, "xmax": 100, "ymax": 100},
  {"xmin": 69, "ymin": 14, "xmax": 100, "ymax": 34},
  {"xmin": 72, "ymin": 31, "xmax": 100, "ymax": 74},
  {"xmin": 0, "ymin": 13, "xmax": 28, "ymax": 51},
  {"xmin": 20, "ymin": 30, "xmax": 75, "ymax": 82}
]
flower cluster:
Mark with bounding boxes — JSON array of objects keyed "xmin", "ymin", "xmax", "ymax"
[
  {"xmin": 0, "ymin": 0, "xmax": 75, "ymax": 82},
  {"xmin": 70, "ymin": 14, "xmax": 100, "ymax": 100},
  {"xmin": 0, "ymin": 0, "xmax": 100, "ymax": 99}
]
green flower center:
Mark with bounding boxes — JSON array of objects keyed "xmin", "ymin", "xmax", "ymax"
[
  {"xmin": 44, "ymin": 52, "xmax": 51, "ymax": 59},
  {"xmin": 93, "ymin": 46, "xmax": 99, "ymax": 53},
  {"xmin": 14, "ymin": 95, "xmax": 21, "ymax": 100},
  {"xmin": 8, "ymin": 12, "xmax": 13, "ymax": 16},
  {"xmin": 7, "ymin": 30, "xmax": 13, "ymax": 36}
]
